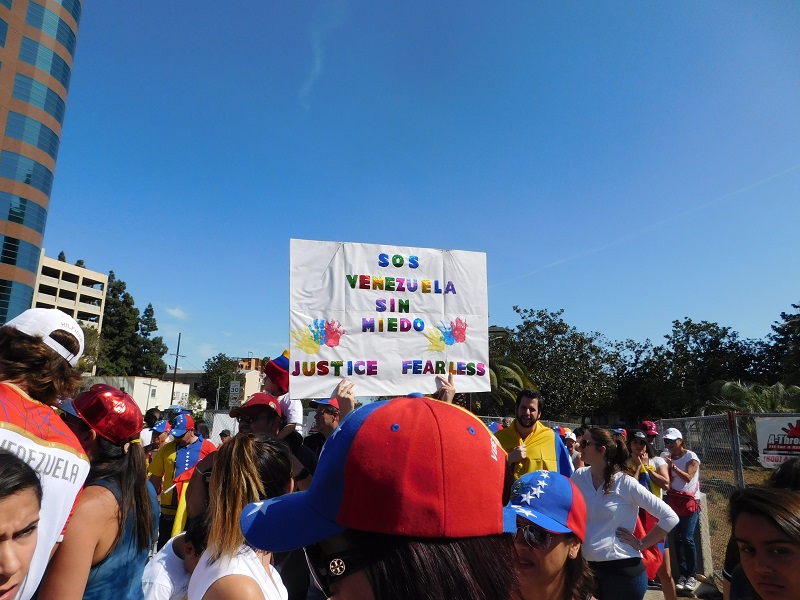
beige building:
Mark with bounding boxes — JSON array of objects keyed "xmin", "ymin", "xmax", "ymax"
[
  {"xmin": 32, "ymin": 251, "xmax": 107, "ymax": 330},
  {"xmin": 82, "ymin": 375, "xmax": 192, "ymax": 414}
]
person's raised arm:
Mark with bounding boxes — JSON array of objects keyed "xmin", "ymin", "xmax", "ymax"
[
  {"xmin": 334, "ymin": 378, "xmax": 356, "ymax": 420},
  {"xmin": 671, "ymin": 457, "xmax": 699, "ymax": 484}
]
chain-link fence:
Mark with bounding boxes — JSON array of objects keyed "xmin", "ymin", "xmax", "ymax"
[
  {"xmin": 655, "ymin": 413, "xmax": 798, "ymax": 582},
  {"xmin": 202, "ymin": 410, "xmax": 239, "ymax": 446}
]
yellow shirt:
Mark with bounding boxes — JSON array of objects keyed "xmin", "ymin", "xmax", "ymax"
[{"xmin": 495, "ymin": 420, "xmax": 572, "ymax": 479}]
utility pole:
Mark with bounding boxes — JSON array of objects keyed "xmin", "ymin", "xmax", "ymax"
[{"xmin": 169, "ymin": 333, "xmax": 185, "ymax": 405}]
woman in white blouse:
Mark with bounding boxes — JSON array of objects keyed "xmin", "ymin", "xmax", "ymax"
[{"xmin": 571, "ymin": 428, "xmax": 679, "ymax": 600}]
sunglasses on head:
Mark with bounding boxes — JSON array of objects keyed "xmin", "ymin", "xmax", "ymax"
[
  {"xmin": 304, "ymin": 543, "xmax": 371, "ymax": 597},
  {"xmin": 515, "ymin": 522, "xmax": 555, "ymax": 551}
]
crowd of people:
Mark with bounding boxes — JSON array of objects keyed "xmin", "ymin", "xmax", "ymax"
[{"xmin": 1, "ymin": 307, "xmax": 799, "ymax": 600}]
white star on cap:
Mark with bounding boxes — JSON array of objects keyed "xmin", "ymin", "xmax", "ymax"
[
  {"xmin": 537, "ymin": 479, "xmax": 549, "ymax": 488},
  {"xmin": 530, "ymin": 486, "xmax": 544, "ymax": 498},
  {"xmin": 520, "ymin": 490, "xmax": 536, "ymax": 504},
  {"xmin": 517, "ymin": 507, "xmax": 535, "ymax": 519},
  {"xmin": 539, "ymin": 471, "xmax": 551, "ymax": 479}
]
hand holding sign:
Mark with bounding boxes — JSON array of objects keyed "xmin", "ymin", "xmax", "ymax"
[
  {"xmin": 435, "ymin": 374, "xmax": 456, "ymax": 404},
  {"xmin": 334, "ymin": 378, "xmax": 356, "ymax": 420}
]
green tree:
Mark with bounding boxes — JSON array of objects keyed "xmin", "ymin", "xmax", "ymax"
[
  {"xmin": 135, "ymin": 303, "xmax": 168, "ymax": 377},
  {"xmin": 57, "ymin": 251, "xmax": 66, "ymax": 262},
  {"xmin": 97, "ymin": 272, "xmax": 140, "ymax": 375},
  {"xmin": 767, "ymin": 302, "xmax": 800, "ymax": 385},
  {"xmin": 615, "ymin": 318, "xmax": 762, "ymax": 419},
  {"xmin": 474, "ymin": 355, "xmax": 538, "ymax": 416},
  {"xmin": 197, "ymin": 354, "xmax": 241, "ymax": 410},
  {"xmin": 77, "ymin": 325, "xmax": 100, "ymax": 373},
  {"xmin": 97, "ymin": 273, "xmax": 169, "ymax": 377},
  {"xmin": 495, "ymin": 307, "xmax": 618, "ymax": 421},
  {"xmin": 75, "ymin": 259, "xmax": 85, "ymax": 268}
]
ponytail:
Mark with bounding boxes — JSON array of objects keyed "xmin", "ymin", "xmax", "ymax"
[
  {"xmin": 87, "ymin": 438, "xmax": 155, "ymax": 551},
  {"xmin": 589, "ymin": 428, "xmax": 634, "ymax": 493},
  {"xmin": 206, "ymin": 433, "xmax": 292, "ymax": 562}
]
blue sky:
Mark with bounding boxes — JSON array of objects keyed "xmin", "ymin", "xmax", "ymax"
[{"xmin": 44, "ymin": 1, "xmax": 800, "ymax": 370}]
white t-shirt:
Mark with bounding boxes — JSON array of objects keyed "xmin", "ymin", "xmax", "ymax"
[
  {"xmin": 188, "ymin": 545, "xmax": 288, "ymax": 600},
  {"xmin": 142, "ymin": 534, "xmax": 190, "ymax": 600},
  {"xmin": 668, "ymin": 450, "xmax": 701, "ymax": 499},
  {"xmin": 278, "ymin": 393, "xmax": 303, "ymax": 433},
  {"xmin": 571, "ymin": 467, "xmax": 679, "ymax": 562}
]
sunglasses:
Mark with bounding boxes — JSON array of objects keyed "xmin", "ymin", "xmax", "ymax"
[
  {"xmin": 664, "ymin": 439, "xmax": 678, "ymax": 445},
  {"xmin": 515, "ymin": 522, "xmax": 555, "ymax": 551},
  {"xmin": 578, "ymin": 439, "xmax": 597, "ymax": 449},
  {"xmin": 304, "ymin": 543, "xmax": 370, "ymax": 597},
  {"xmin": 236, "ymin": 413, "xmax": 275, "ymax": 424}
]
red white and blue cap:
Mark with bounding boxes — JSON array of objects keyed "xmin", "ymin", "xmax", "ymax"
[
  {"xmin": 510, "ymin": 470, "xmax": 587, "ymax": 542},
  {"xmin": 263, "ymin": 349, "xmax": 290, "ymax": 392},
  {"xmin": 150, "ymin": 420, "xmax": 171, "ymax": 434},
  {"xmin": 241, "ymin": 396, "xmax": 516, "ymax": 552},
  {"xmin": 309, "ymin": 397, "xmax": 340, "ymax": 411},
  {"xmin": 169, "ymin": 413, "xmax": 195, "ymax": 437}
]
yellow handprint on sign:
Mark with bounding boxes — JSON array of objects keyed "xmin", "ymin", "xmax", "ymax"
[
  {"xmin": 291, "ymin": 326, "xmax": 320, "ymax": 354},
  {"xmin": 424, "ymin": 328, "xmax": 446, "ymax": 353}
]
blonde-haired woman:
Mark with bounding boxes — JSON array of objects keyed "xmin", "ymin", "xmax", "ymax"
[{"xmin": 188, "ymin": 434, "xmax": 293, "ymax": 600}]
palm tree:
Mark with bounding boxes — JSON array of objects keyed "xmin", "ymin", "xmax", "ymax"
[
  {"xmin": 707, "ymin": 381, "xmax": 800, "ymax": 413},
  {"xmin": 477, "ymin": 357, "xmax": 539, "ymax": 416}
]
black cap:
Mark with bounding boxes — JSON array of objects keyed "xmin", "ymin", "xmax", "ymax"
[{"xmin": 220, "ymin": 429, "xmax": 231, "ymax": 437}]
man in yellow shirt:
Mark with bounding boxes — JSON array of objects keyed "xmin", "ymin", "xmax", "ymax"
[{"xmin": 495, "ymin": 389, "xmax": 574, "ymax": 479}]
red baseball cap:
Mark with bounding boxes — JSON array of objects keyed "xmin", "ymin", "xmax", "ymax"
[
  {"xmin": 640, "ymin": 420, "xmax": 659, "ymax": 436},
  {"xmin": 230, "ymin": 392, "xmax": 282, "ymax": 419},
  {"xmin": 240, "ymin": 397, "xmax": 516, "ymax": 552},
  {"xmin": 63, "ymin": 384, "xmax": 143, "ymax": 445}
]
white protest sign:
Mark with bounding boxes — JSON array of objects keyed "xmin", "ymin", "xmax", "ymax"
[
  {"xmin": 755, "ymin": 415, "xmax": 800, "ymax": 468},
  {"xmin": 289, "ymin": 239, "xmax": 489, "ymax": 399}
]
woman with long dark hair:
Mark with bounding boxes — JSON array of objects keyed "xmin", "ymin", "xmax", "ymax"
[
  {"xmin": 510, "ymin": 470, "xmax": 594, "ymax": 600},
  {"xmin": 187, "ymin": 433, "xmax": 293, "ymax": 599},
  {"xmin": 0, "ymin": 449, "xmax": 43, "ymax": 600},
  {"xmin": 38, "ymin": 385, "xmax": 158, "ymax": 600},
  {"xmin": 571, "ymin": 427, "xmax": 678, "ymax": 600},
  {"xmin": 239, "ymin": 397, "xmax": 518, "ymax": 600}
]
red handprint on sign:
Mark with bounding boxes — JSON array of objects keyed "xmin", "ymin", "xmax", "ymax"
[
  {"xmin": 324, "ymin": 320, "xmax": 345, "ymax": 347},
  {"xmin": 781, "ymin": 420, "xmax": 800, "ymax": 438},
  {"xmin": 451, "ymin": 317, "xmax": 468, "ymax": 343}
]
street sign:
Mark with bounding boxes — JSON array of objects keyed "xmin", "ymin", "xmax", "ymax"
[{"xmin": 229, "ymin": 380, "xmax": 241, "ymax": 406}]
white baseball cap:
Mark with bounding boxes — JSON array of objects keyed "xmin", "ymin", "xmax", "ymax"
[
  {"xmin": 663, "ymin": 427, "xmax": 683, "ymax": 442},
  {"xmin": 565, "ymin": 432, "xmax": 577, "ymax": 442},
  {"xmin": 4, "ymin": 308, "xmax": 84, "ymax": 367}
]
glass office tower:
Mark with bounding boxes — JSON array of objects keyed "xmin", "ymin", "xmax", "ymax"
[{"xmin": 0, "ymin": 0, "xmax": 81, "ymax": 321}]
